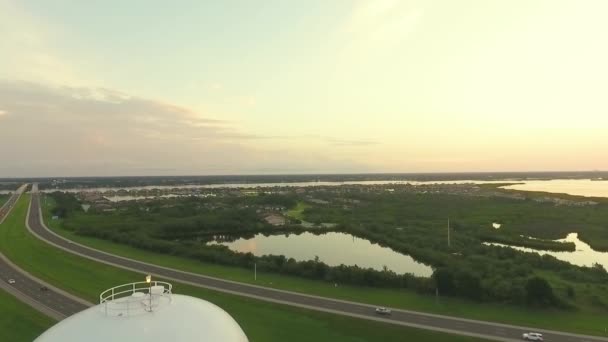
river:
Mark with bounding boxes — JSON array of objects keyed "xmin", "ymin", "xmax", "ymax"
[{"xmin": 485, "ymin": 233, "xmax": 608, "ymax": 269}]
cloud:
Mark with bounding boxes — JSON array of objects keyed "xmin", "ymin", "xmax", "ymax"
[
  {"xmin": 0, "ymin": 80, "xmax": 371, "ymax": 176},
  {"xmin": 342, "ymin": 0, "xmax": 424, "ymax": 47},
  {"xmin": 0, "ymin": 1, "xmax": 84, "ymax": 85},
  {"xmin": 295, "ymin": 134, "xmax": 378, "ymax": 147},
  {"xmin": 240, "ymin": 95, "xmax": 257, "ymax": 108},
  {"xmin": 0, "ymin": 80, "xmax": 248, "ymax": 140},
  {"xmin": 324, "ymin": 138, "xmax": 378, "ymax": 147},
  {"xmin": 326, "ymin": 0, "xmax": 425, "ymax": 98},
  {"xmin": 0, "ymin": 80, "xmax": 265, "ymax": 175}
]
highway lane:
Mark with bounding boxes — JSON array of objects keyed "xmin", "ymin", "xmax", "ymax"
[
  {"xmin": 0, "ymin": 254, "xmax": 90, "ymax": 320},
  {"xmin": 27, "ymin": 186, "xmax": 608, "ymax": 342},
  {"xmin": 0, "ymin": 186, "xmax": 91, "ymax": 321},
  {"xmin": 0, "ymin": 184, "xmax": 26, "ymax": 225}
]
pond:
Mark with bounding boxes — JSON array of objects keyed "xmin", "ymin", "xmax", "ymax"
[
  {"xmin": 484, "ymin": 233, "xmax": 608, "ymax": 269},
  {"xmin": 210, "ymin": 231, "xmax": 433, "ymax": 277}
]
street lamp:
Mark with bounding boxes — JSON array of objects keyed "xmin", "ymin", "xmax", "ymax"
[{"xmin": 146, "ymin": 275, "xmax": 152, "ymax": 311}]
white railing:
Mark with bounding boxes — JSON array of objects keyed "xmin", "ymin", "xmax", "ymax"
[{"xmin": 99, "ymin": 281, "xmax": 172, "ymax": 317}]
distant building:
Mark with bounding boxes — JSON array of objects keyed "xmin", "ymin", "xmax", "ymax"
[
  {"xmin": 264, "ymin": 214, "xmax": 286, "ymax": 226},
  {"xmin": 93, "ymin": 203, "xmax": 113, "ymax": 211}
]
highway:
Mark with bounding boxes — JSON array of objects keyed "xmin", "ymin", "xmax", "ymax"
[
  {"xmin": 0, "ymin": 185, "xmax": 91, "ymax": 321},
  {"xmin": 24, "ymin": 184, "xmax": 608, "ymax": 342},
  {"xmin": 0, "ymin": 185, "xmax": 26, "ymax": 225}
]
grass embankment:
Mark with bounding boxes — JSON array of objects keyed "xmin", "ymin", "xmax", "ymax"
[
  {"xmin": 0, "ymin": 289, "xmax": 54, "ymax": 341},
  {"xmin": 0, "ymin": 195, "xmax": 484, "ymax": 342},
  {"xmin": 41, "ymin": 196, "xmax": 608, "ymax": 337}
]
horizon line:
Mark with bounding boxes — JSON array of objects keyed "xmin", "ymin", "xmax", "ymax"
[{"xmin": 1, "ymin": 170, "xmax": 607, "ymax": 180}]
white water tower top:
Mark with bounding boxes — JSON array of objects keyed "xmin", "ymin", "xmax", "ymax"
[{"xmin": 35, "ymin": 281, "xmax": 249, "ymax": 342}]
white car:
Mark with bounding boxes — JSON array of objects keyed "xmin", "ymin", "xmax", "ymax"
[
  {"xmin": 522, "ymin": 332, "xmax": 543, "ymax": 341},
  {"xmin": 7, "ymin": 279, "xmax": 16, "ymax": 284},
  {"xmin": 374, "ymin": 307, "xmax": 391, "ymax": 315}
]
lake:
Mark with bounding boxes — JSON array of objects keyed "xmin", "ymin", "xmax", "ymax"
[
  {"xmin": 484, "ymin": 233, "xmax": 608, "ymax": 269},
  {"xmin": 41, "ymin": 179, "xmax": 608, "ymax": 199},
  {"xmin": 210, "ymin": 231, "xmax": 433, "ymax": 277},
  {"xmin": 104, "ymin": 194, "xmax": 181, "ymax": 202},
  {"xmin": 40, "ymin": 179, "xmax": 510, "ymax": 193},
  {"xmin": 501, "ymin": 179, "xmax": 608, "ymax": 198}
]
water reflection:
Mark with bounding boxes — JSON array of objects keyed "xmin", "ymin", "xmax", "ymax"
[
  {"xmin": 210, "ymin": 232, "xmax": 433, "ymax": 277},
  {"xmin": 485, "ymin": 233, "xmax": 608, "ymax": 269}
]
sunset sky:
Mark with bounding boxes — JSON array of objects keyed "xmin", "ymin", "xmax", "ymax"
[{"xmin": 1, "ymin": 0, "xmax": 607, "ymax": 177}]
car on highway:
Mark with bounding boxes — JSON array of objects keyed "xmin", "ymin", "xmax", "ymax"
[
  {"xmin": 375, "ymin": 307, "xmax": 392, "ymax": 315},
  {"xmin": 7, "ymin": 278, "xmax": 16, "ymax": 284},
  {"xmin": 522, "ymin": 332, "xmax": 543, "ymax": 341}
]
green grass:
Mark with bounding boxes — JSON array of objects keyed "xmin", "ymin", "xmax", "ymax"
[
  {"xmin": 39, "ymin": 196, "xmax": 608, "ymax": 337},
  {"xmin": 0, "ymin": 195, "xmax": 485, "ymax": 342},
  {"xmin": 286, "ymin": 201, "xmax": 309, "ymax": 220},
  {"xmin": 0, "ymin": 288, "xmax": 54, "ymax": 341}
]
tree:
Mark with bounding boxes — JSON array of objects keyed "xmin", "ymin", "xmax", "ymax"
[
  {"xmin": 433, "ymin": 268, "xmax": 455, "ymax": 295},
  {"xmin": 592, "ymin": 262, "xmax": 607, "ymax": 275},
  {"xmin": 455, "ymin": 272, "xmax": 483, "ymax": 300},
  {"xmin": 566, "ymin": 286, "xmax": 575, "ymax": 299},
  {"xmin": 525, "ymin": 276, "xmax": 555, "ymax": 306}
]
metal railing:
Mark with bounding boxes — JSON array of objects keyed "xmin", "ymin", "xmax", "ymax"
[{"xmin": 99, "ymin": 281, "xmax": 172, "ymax": 317}]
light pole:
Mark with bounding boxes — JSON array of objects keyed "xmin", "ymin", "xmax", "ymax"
[
  {"xmin": 447, "ymin": 217, "xmax": 451, "ymax": 248},
  {"xmin": 146, "ymin": 274, "xmax": 152, "ymax": 312},
  {"xmin": 435, "ymin": 287, "xmax": 439, "ymax": 305}
]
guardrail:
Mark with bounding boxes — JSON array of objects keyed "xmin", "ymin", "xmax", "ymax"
[{"xmin": 99, "ymin": 281, "xmax": 172, "ymax": 317}]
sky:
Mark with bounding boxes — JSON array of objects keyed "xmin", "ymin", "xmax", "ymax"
[{"xmin": 1, "ymin": 0, "xmax": 607, "ymax": 177}]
